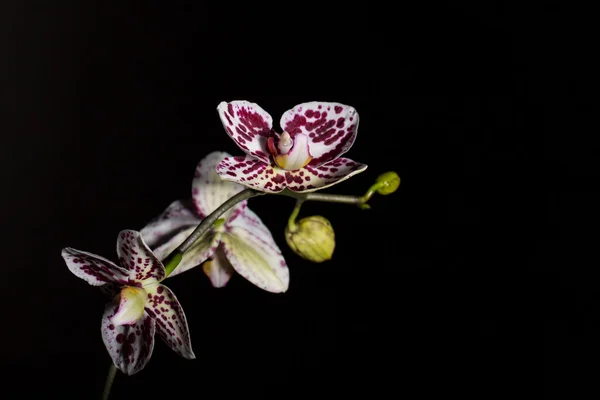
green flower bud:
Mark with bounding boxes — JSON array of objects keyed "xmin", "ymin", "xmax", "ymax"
[
  {"xmin": 285, "ymin": 215, "xmax": 335, "ymax": 263},
  {"xmin": 375, "ymin": 171, "xmax": 400, "ymax": 195}
]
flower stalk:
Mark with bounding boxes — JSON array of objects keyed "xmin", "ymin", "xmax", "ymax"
[
  {"xmin": 287, "ymin": 199, "xmax": 304, "ymax": 232},
  {"xmin": 102, "ymin": 364, "xmax": 117, "ymax": 400}
]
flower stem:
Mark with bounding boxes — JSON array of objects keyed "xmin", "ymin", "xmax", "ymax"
[
  {"xmin": 287, "ymin": 199, "xmax": 304, "ymax": 232},
  {"xmin": 102, "ymin": 363, "xmax": 117, "ymax": 400},
  {"xmin": 163, "ymin": 188, "xmax": 266, "ymax": 276},
  {"xmin": 275, "ymin": 189, "xmax": 371, "ymax": 208}
]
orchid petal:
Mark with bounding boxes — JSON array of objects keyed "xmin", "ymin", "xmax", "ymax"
[
  {"xmin": 111, "ymin": 286, "xmax": 148, "ymax": 326},
  {"xmin": 153, "ymin": 227, "xmax": 220, "ymax": 277},
  {"xmin": 216, "ymin": 155, "xmax": 288, "ymax": 193},
  {"xmin": 202, "ymin": 246, "xmax": 235, "ymax": 288},
  {"xmin": 220, "ymin": 208, "xmax": 289, "ymax": 293},
  {"xmin": 217, "ymin": 101, "xmax": 272, "ymax": 163},
  {"xmin": 145, "ymin": 284, "xmax": 195, "ymax": 359},
  {"xmin": 280, "ymin": 102, "xmax": 359, "ymax": 167},
  {"xmin": 192, "ymin": 151, "xmax": 247, "ymax": 221},
  {"xmin": 62, "ymin": 247, "xmax": 129, "ymax": 286},
  {"xmin": 101, "ymin": 301, "xmax": 156, "ymax": 375},
  {"xmin": 284, "ymin": 158, "xmax": 368, "ymax": 193},
  {"xmin": 117, "ymin": 230, "xmax": 165, "ymax": 283},
  {"xmin": 140, "ymin": 200, "xmax": 200, "ymax": 248}
]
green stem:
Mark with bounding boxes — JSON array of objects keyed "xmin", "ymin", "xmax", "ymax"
[
  {"xmin": 287, "ymin": 199, "xmax": 304, "ymax": 232},
  {"xmin": 163, "ymin": 188, "xmax": 266, "ymax": 276},
  {"xmin": 275, "ymin": 188, "xmax": 370, "ymax": 208},
  {"xmin": 101, "ymin": 364, "xmax": 117, "ymax": 400}
]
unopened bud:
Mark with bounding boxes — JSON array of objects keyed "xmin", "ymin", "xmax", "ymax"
[
  {"xmin": 375, "ymin": 171, "xmax": 400, "ymax": 195},
  {"xmin": 285, "ymin": 215, "xmax": 335, "ymax": 263}
]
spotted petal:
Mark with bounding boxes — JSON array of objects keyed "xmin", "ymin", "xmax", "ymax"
[
  {"xmin": 202, "ymin": 246, "xmax": 235, "ymax": 288},
  {"xmin": 62, "ymin": 247, "xmax": 130, "ymax": 286},
  {"xmin": 117, "ymin": 230, "xmax": 166, "ymax": 283},
  {"xmin": 216, "ymin": 155, "xmax": 288, "ymax": 193},
  {"xmin": 101, "ymin": 301, "xmax": 156, "ymax": 375},
  {"xmin": 153, "ymin": 227, "xmax": 220, "ymax": 277},
  {"xmin": 220, "ymin": 208, "xmax": 289, "ymax": 293},
  {"xmin": 284, "ymin": 158, "xmax": 368, "ymax": 193},
  {"xmin": 217, "ymin": 101, "xmax": 272, "ymax": 163},
  {"xmin": 140, "ymin": 200, "xmax": 200, "ymax": 248},
  {"xmin": 280, "ymin": 102, "xmax": 360, "ymax": 167},
  {"xmin": 145, "ymin": 284, "xmax": 195, "ymax": 359},
  {"xmin": 192, "ymin": 151, "xmax": 247, "ymax": 221}
]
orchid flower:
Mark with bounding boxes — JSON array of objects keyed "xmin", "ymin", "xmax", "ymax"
[
  {"xmin": 215, "ymin": 101, "xmax": 368, "ymax": 193},
  {"xmin": 61, "ymin": 230, "xmax": 195, "ymax": 375},
  {"xmin": 141, "ymin": 151, "xmax": 289, "ymax": 293}
]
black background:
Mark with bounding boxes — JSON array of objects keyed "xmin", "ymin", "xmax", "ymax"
[{"xmin": 1, "ymin": 1, "xmax": 597, "ymax": 398}]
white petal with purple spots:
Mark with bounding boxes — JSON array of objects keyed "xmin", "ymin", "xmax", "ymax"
[
  {"xmin": 101, "ymin": 301, "xmax": 156, "ymax": 375},
  {"xmin": 62, "ymin": 247, "xmax": 130, "ymax": 286},
  {"xmin": 216, "ymin": 155, "xmax": 288, "ymax": 193},
  {"xmin": 144, "ymin": 284, "xmax": 195, "ymax": 359},
  {"xmin": 117, "ymin": 230, "xmax": 166, "ymax": 283},
  {"xmin": 280, "ymin": 101, "xmax": 359, "ymax": 167},
  {"xmin": 217, "ymin": 101, "xmax": 273, "ymax": 163},
  {"xmin": 284, "ymin": 157, "xmax": 368, "ymax": 193}
]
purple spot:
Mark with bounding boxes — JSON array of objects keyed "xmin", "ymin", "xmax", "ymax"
[
  {"xmin": 284, "ymin": 114, "xmax": 307, "ymax": 135},
  {"xmin": 123, "ymin": 343, "xmax": 133, "ymax": 356},
  {"xmin": 285, "ymin": 172, "xmax": 293, "ymax": 184}
]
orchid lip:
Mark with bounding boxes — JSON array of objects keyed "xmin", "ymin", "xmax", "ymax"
[
  {"xmin": 111, "ymin": 286, "xmax": 148, "ymax": 326},
  {"xmin": 270, "ymin": 132, "xmax": 312, "ymax": 171}
]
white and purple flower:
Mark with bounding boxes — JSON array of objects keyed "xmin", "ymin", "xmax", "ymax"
[
  {"xmin": 215, "ymin": 101, "xmax": 368, "ymax": 193},
  {"xmin": 141, "ymin": 151, "xmax": 289, "ymax": 293},
  {"xmin": 61, "ymin": 230, "xmax": 195, "ymax": 375}
]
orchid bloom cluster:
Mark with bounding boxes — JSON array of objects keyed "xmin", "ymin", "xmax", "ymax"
[{"xmin": 61, "ymin": 101, "xmax": 399, "ymax": 381}]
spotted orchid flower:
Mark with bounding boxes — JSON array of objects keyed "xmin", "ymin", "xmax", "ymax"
[
  {"xmin": 61, "ymin": 230, "xmax": 195, "ymax": 375},
  {"xmin": 141, "ymin": 151, "xmax": 289, "ymax": 293},
  {"xmin": 215, "ymin": 101, "xmax": 368, "ymax": 193}
]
